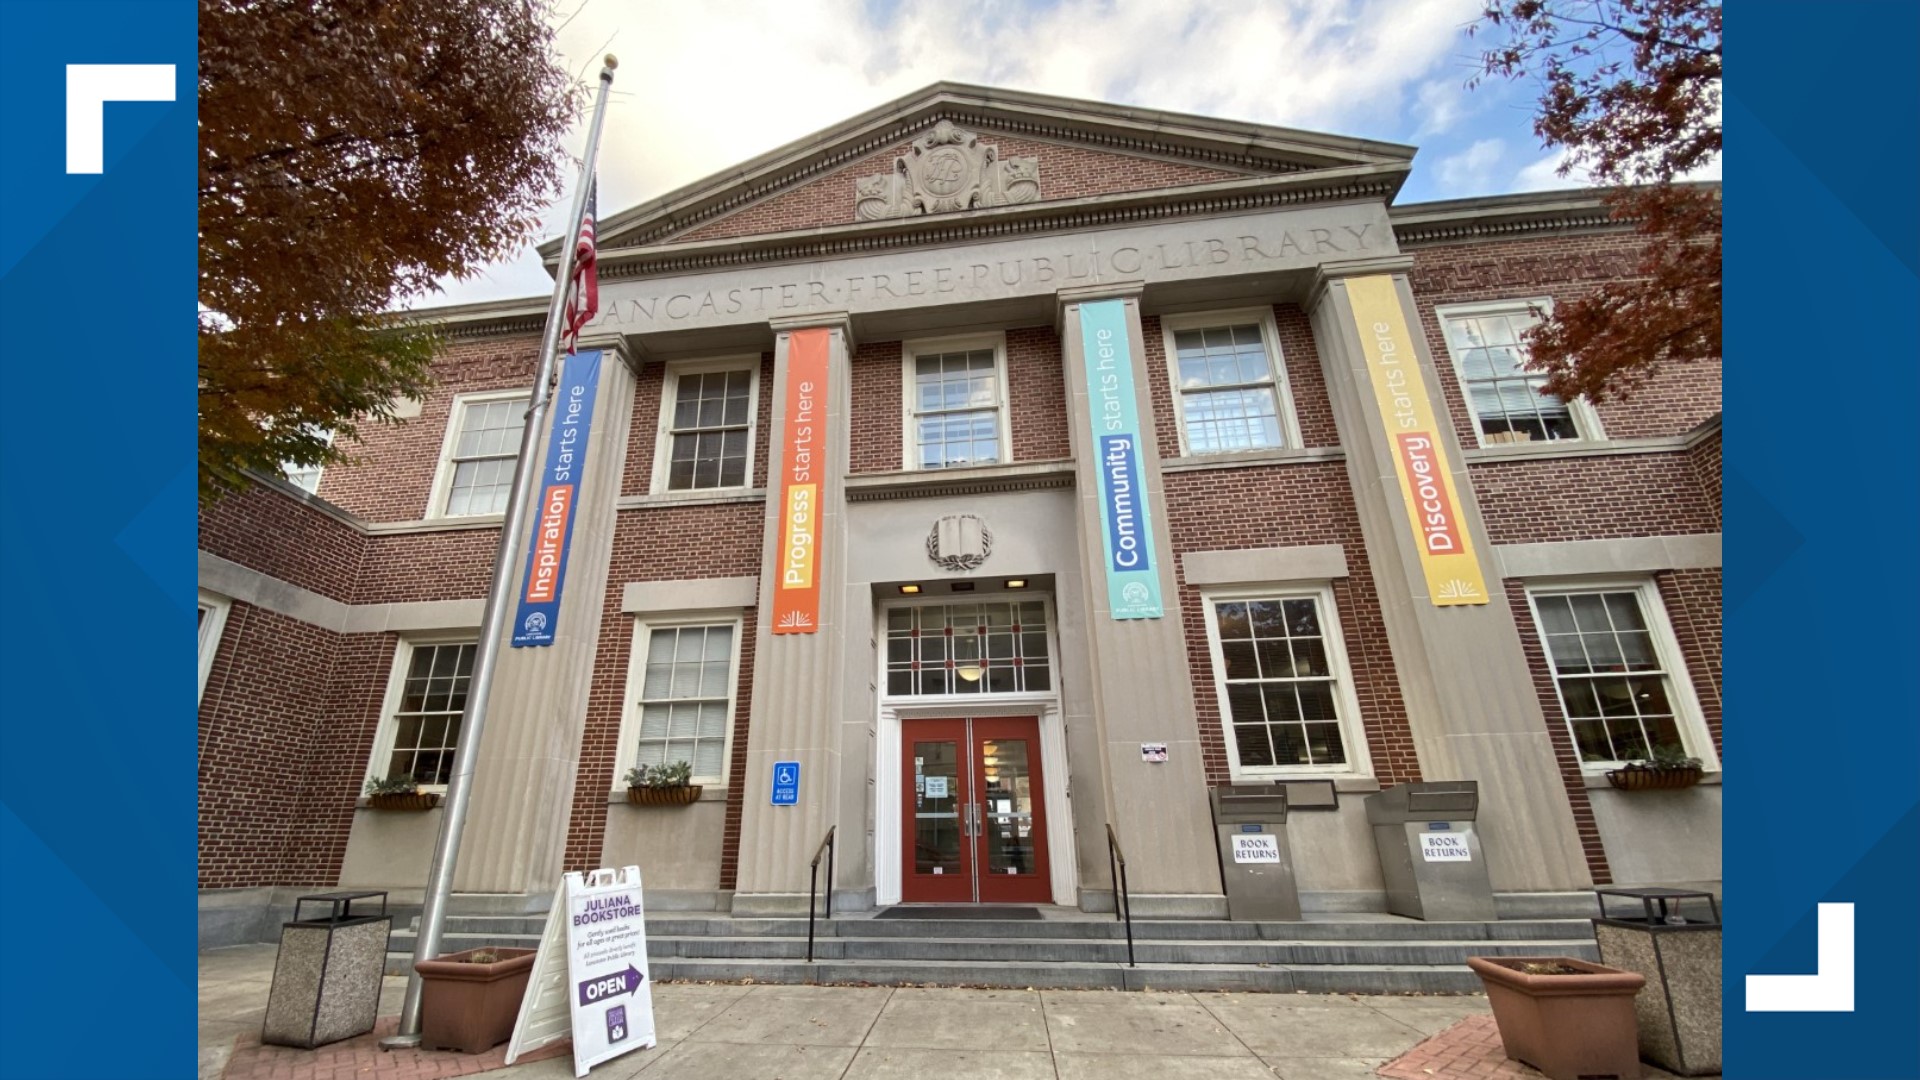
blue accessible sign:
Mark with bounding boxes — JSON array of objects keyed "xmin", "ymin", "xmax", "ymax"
[{"xmin": 771, "ymin": 761, "xmax": 800, "ymax": 806}]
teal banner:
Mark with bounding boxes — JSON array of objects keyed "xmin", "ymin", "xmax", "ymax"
[{"xmin": 1078, "ymin": 299, "xmax": 1163, "ymax": 619}]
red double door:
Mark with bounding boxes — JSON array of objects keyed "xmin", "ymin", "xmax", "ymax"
[{"xmin": 902, "ymin": 716, "xmax": 1052, "ymax": 904}]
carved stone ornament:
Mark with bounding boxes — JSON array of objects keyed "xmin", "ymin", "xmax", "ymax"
[
  {"xmin": 927, "ymin": 514, "xmax": 994, "ymax": 572},
  {"xmin": 855, "ymin": 121, "xmax": 1041, "ymax": 221}
]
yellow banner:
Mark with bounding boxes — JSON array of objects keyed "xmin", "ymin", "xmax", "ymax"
[{"xmin": 1344, "ymin": 275, "xmax": 1488, "ymax": 606}]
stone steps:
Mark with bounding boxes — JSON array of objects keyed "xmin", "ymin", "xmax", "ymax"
[{"xmin": 381, "ymin": 912, "xmax": 1598, "ymax": 994}]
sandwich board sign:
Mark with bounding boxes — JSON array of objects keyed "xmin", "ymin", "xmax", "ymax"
[{"xmin": 505, "ymin": 866, "xmax": 655, "ymax": 1076}]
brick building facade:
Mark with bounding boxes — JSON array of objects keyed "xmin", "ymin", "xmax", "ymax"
[{"xmin": 198, "ymin": 85, "xmax": 1719, "ymax": 943}]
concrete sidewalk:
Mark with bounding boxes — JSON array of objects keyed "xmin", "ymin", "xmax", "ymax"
[{"xmin": 201, "ymin": 942, "xmax": 1651, "ymax": 1080}]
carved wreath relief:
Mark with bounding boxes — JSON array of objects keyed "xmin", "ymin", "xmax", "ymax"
[
  {"xmin": 927, "ymin": 514, "xmax": 994, "ymax": 572},
  {"xmin": 855, "ymin": 121, "xmax": 1040, "ymax": 221}
]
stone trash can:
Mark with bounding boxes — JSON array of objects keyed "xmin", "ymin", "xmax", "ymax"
[
  {"xmin": 1592, "ymin": 887, "xmax": 1722, "ymax": 1076},
  {"xmin": 261, "ymin": 891, "xmax": 393, "ymax": 1049}
]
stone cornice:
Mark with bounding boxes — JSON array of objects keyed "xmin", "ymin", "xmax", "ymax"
[
  {"xmin": 569, "ymin": 83, "xmax": 1416, "ymax": 255},
  {"xmin": 845, "ymin": 460, "xmax": 1076, "ymax": 503},
  {"xmin": 586, "ymin": 163, "xmax": 1408, "ymax": 281},
  {"xmin": 1389, "ymin": 183, "xmax": 1718, "ymax": 247}
]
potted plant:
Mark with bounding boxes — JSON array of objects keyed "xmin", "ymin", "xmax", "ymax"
[
  {"xmin": 363, "ymin": 775, "xmax": 441, "ymax": 811},
  {"xmin": 625, "ymin": 760, "xmax": 701, "ymax": 805},
  {"xmin": 414, "ymin": 946, "xmax": 537, "ymax": 1053},
  {"xmin": 1467, "ymin": 955, "xmax": 1647, "ymax": 1080},
  {"xmin": 1605, "ymin": 744, "xmax": 1704, "ymax": 791}
]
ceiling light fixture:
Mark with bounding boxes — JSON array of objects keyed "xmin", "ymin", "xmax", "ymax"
[
  {"xmin": 1005, "ymin": 579, "xmax": 1028, "ymax": 589},
  {"xmin": 899, "ymin": 584, "xmax": 922, "ymax": 595}
]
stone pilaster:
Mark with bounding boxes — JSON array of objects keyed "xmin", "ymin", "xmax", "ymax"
[
  {"xmin": 454, "ymin": 336, "xmax": 637, "ymax": 899},
  {"xmin": 1307, "ymin": 260, "xmax": 1590, "ymax": 893},
  {"xmin": 1057, "ymin": 285, "xmax": 1224, "ymax": 915},
  {"xmin": 731, "ymin": 314, "xmax": 856, "ymax": 915}
]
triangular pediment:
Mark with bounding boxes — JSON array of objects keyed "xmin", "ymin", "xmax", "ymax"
[{"xmin": 563, "ymin": 84, "xmax": 1413, "ymax": 258}]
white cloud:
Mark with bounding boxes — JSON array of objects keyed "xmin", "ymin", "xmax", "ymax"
[
  {"xmin": 1433, "ymin": 137, "xmax": 1505, "ymax": 194},
  {"xmin": 424, "ymin": 0, "xmax": 1490, "ymax": 307},
  {"xmin": 1511, "ymin": 150, "xmax": 1593, "ymax": 192}
]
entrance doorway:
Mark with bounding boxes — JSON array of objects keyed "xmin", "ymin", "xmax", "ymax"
[{"xmin": 901, "ymin": 716, "xmax": 1052, "ymax": 903}]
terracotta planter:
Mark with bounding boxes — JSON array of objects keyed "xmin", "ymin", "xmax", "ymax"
[
  {"xmin": 1467, "ymin": 955, "xmax": 1647, "ymax": 1080},
  {"xmin": 414, "ymin": 947, "xmax": 536, "ymax": 1053},
  {"xmin": 366, "ymin": 791, "xmax": 441, "ymax": 811},
  {"xmin": 1605, "ymin": 766, "xmax": 1703, "ymax": 791},
  {"xmin": 627, "ymin": 785, "xmax": 702, "ymax": 806}
]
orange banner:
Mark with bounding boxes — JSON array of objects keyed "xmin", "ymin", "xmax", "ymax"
[{"xmin": 773, "ymin": 328, "xmax": 829, "ymax": 633}]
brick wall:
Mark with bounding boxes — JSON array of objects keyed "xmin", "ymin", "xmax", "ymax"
[
  {"xmin": 199, "ymin": 485, "xmax": 365, "ymax": 602},
  {"xmin": 669, "ymin": 131, "xmax": 1244, "ymax": 245},
  {"xmin": 1007, "ymin": 326, "xmax": 1071, "ymax": 461},
  {"xmin": 847, "ymin": 340, "xmax": 905, "ymax": 473},
  {"xmin": 1406, "ymin": 233, "xmax": 1722, "ymax": 447},
  {"xmin": 563, "ymin": 503, "xmax": 767, "ymax": 876},
  {"xmin": 315, "ymin": 333, "xmax": 542, "ymax": 522},
  {"xmin": 1689, "ymin": 424, "xmax": 1722, "ymax": 528},
  {"xmin": 1470, "ymin": 452, "xmax": 1717, "ymax": 545},
  {"xmin": 198, "ymin": 599, "xmax": 399, "ymax": 889},
  {"xmin": 1657, "ymin": 568, "xmax": 1722, "ymax": 756},
  {"xmin": 1162, "ymin": 462, "xmax": 1421, "ymax": 788}
]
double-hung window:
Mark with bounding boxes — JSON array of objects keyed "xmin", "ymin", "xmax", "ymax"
[
  {"xmin": 1525, "ymin": 582, "xmax": 1713, "ymax": 769},
  {"xmin": 904, "ymin": 335, "xmax": 1007, "ymax": 470},
  {"xmin": 1202, "ymin": 588, "xmax": 1366, "ymax": 776},
  {"xmin": 371, "ymin": 639, "xmax": 476, "ymax": 788},
  {"xmin": 1162, "ymin": 310, "xmax": 1297, "ymax": 455},
  {"xmin": 655, "ymin": 359, "xmax": 758, "ymax": 492},
  {"xmin": 623, "ymin": 620, "xmax": 741, "ymax": 785},
  {"xmin": 1437, "ymin": 299, "xmax": 1599, "ymax": 446},
  {"xmin": 431, "ymin": 391, "xmax": 529, "ymax": 517}
]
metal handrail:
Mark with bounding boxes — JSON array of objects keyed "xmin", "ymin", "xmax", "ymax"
[
  {"xmin": 1105, "ymin": 823, "xmax": 1135, "ymax": 968},
  {"xmin": 806, "ymin": 825, "xmax": 836, "ymax": 963}
]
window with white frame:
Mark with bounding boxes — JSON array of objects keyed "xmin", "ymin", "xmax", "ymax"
[
  {"xmin": 626, "ymin": 620, "xmax": 740, "ymax": 783},
  {"xmin": 431, "ymin": 392, "xmax": 529, "ymax": 517},
  {"xmin": 884, "ymin": 600, "xmax": 1052, "ymax": 696},
  {"xmin": 1437, "ymin": 300, "xmax": 1597, "ymax": 446},
  {"xmin": 1162, "ymin": 311, "xmax": 1296, "ymax": 455},
  {"xmin": 197, "ymin": 591, "xmax": 231, "ymax": 703},
  {"xmin": 904, "ymin": 337, "xmax": 1006, "ymax": 470},
  {"xmin": 1526, "ymin": 583, "xmax": 1706, "ymax": 767},
  {"xmin": 1203, "ymin": 589, "xmax": 1364, "ymax": 774},
  {"xmin": 655, "ymin": 360, "xmax": 757, "ymax": 492},
  {"xmin": 281, "ymin": 428, "xmax": 334, "ymax": 494},
  {"xmin": 373, "ymin": 640, "xmax": 476, "ymax": 786}
]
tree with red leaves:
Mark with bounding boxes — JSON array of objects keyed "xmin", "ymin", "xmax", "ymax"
[
  {"xmin": 199, "ymin": 0, "xmax": 579, "ymax": 497},
  {"xmin": 1475, "ymin": 0, "xmax": 1721, "ymax": 403}
]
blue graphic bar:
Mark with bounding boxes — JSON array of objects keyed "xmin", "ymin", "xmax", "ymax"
[
  {"xmin": 512, "ymin": 349, "xmax": 603, "ymax": 647},
  {"xmin": 1078, "ymin": 299, "xmax": 1163, "ymax": 619}
]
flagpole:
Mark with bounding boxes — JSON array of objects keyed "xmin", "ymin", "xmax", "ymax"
[{"xmin": 384, "ymin": 54, "xmax": 618, "ymax": 1048}]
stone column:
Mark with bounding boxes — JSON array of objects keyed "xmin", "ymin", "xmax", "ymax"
[
  {"xmin": 454, "ymin": 335, "xmax": 637, "ymax": 902},
  {"xmin": 1057, "ymin": 284, "xmax": 1224, "ymax": 916},
  {"xmin": 1308, "ymin": 259, "xmax": 1590, "ymax": 894},
  {"xmin": 731, "ymin": 314, "xmax": 855, "ymax": 915}
]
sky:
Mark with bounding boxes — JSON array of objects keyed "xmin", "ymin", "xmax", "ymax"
[{"xmin": 425, "ymin": 0, "xmax": 1714, "ymax": 308}]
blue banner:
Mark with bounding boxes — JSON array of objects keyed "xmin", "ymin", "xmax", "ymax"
[
  {"xmin": 512, "ymin": 349, "xmax": 604, "ymax": 647},
  {"xmin": 1078, "ymin": 299, "xmax": 1163, "ymax": 619}
]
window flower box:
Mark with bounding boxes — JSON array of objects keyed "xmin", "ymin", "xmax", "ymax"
[
  {"xmin": 625, "ymin": 761, "xmax": 700, "ymax": 806},
  {"xmin": 363, "ymin": 776, "xmax": 440, "ymax": 811}
]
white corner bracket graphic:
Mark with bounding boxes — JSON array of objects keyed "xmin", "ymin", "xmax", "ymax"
[
  {"xmin": 66, "ymin": 64, "xmax": 175, "ymax": 174},
  {"xmin": 1745, "ymin": 902, "xmax": 1855, "ymax": 1012}
]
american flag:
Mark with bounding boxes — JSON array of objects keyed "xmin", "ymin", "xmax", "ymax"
[{"xmin": 562, "ymin": 180, "xmax": 598, "ymax": 354}]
